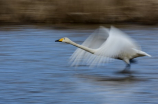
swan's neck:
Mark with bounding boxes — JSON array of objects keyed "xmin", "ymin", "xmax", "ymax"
[{"xmin": 68, "ymin": 40, "xmax": 95, "ymax": 54}]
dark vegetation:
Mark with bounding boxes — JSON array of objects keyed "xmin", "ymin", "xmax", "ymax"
[{"xmin": 0, "ymin": 0, "xmax": 158, "ymax": 25}]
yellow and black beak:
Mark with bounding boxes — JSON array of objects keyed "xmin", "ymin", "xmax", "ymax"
[
  {"xmin": 55, "ymin": 39, "xmax": 60, "ymax": 42},
  {"xmin": 55, "ymin": 38, "xmax": 64, "ymax": 42}
]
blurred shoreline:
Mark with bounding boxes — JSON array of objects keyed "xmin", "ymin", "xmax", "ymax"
[{"xmin": 0, "ymin": 0, "xmax": 158, "ymax": 25}]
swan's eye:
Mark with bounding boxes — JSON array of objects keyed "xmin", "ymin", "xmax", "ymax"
[{"xmin": 59, "ymin": 38, "xmax": 64, "ymax": 42}]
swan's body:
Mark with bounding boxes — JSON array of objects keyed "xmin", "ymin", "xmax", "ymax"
[{"xmin": 55, "ymin": 26, "xmax": 151, "ymax": 73}]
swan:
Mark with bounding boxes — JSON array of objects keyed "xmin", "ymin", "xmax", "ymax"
[{"xmin": 55, "ymin": 26, "xmax": 151, "ymax": 73}]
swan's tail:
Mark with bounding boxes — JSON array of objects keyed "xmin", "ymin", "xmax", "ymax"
[
  {"xmin": 139, "ymin": 51, "xmax": 151, "ymax": 57},
  {"xmin": 132, "ymin": 48, "xmax": 151, "ymax": 57}
]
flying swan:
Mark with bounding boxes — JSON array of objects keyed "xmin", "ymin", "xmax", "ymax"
[{"xmin": 55, "ymin": 26, "xmax": 151, "ymax": 73}]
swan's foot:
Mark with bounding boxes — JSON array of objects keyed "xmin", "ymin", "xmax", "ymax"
[
  {"xmin": 116, "ymin": 64, "xmax": 132, "ymax": 74},
  {"xmin": 122, "ymin": 64, "xmax": 130, "ymax": 73}
]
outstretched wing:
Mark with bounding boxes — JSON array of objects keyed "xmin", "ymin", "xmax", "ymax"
[
  {"xmin": 70, "ymin": 26, "xmax": 109, "ymax": 66},
  {"xmin": 94, "ymin": 26, "xmax": 140, "ymax": 64}
]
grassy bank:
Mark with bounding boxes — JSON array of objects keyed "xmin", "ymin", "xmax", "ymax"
[{"xmin": 0, "ymin": 0, "xmax": 158, "ymax": 25}]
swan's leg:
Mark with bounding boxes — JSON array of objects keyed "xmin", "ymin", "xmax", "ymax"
[
  {"xmin": 120, "ymin": 59, "xmax": 137, "ymax": 73},
  {"xmin": 120, "ymin": 58, "xmax": 131, "ymax": 73},
  {"xmin": 121, "ymin": 64, "xmax": 131, "ymax": 73}
]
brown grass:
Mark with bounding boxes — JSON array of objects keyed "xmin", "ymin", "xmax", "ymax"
[{"xmin": 0, "ymin": 0, "xmax": 158, "ymax": 24}]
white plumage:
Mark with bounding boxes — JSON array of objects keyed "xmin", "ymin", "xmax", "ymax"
[{"xmin": 55, "ymin": 26, "xmax": 151, "ymax": 72}]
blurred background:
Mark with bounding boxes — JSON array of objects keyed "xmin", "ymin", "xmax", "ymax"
[
  {"xmin": 0, "ymin": 0, "xmax": 158, "ymax": 104},
  {"xmin": 0, "ymin": 0, "xmax": 158, "ymax": 25}
]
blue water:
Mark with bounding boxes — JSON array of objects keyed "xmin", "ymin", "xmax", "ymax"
[{"xmin": 0, "ymin": 25, "xmax": 157, "ymax": 104}]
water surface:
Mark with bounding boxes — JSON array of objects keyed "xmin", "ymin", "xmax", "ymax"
[{"xmin": 0, "ymin": 25, "xmax": 157, "ymax": 104}]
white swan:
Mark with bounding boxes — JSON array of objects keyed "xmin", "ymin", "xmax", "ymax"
[{"xmin": 55, "ymin": 26, "xmax": 151, "ymax": 73}]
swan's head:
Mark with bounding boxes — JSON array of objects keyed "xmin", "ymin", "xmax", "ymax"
[{"xmin": 55, "ymin": 37, "xmax": 71, "ymax": 43}]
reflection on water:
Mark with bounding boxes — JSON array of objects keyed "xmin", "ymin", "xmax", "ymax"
[{"xmin": 0, "ymin": 25, "xmax": 158, "ymax": 104}]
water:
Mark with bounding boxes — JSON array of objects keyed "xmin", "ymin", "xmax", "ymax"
[{"xmin": 0, "ymin": 25, "xmax": 157, "ymax": 104}]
